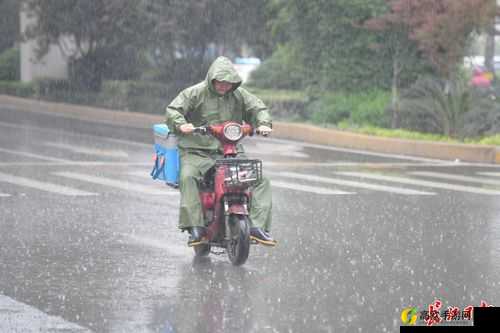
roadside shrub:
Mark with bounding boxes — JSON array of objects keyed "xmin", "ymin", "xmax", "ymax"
[
  {"xmin": 0, "ymin": 80, "xmax": 35, "ymax": 97},
  {"xmin": 100, "ymin": 80, "xmax": 173, "ymax": 114},
  {"xmin": 461, "ymin": 96, "xmax": 500, "ymax": 137},
  {"xmin": 0, "ymin": 47, "xmax": 20, "ymax": 81},
  {"xmin": 399, "ymin": 76, "xmax": 471, "ymax": 137},
  {"xmin": 245, "ymin": 87, "xmax": 308, "ymax": 120},
  {"xmin": 349, "ymin": 91, "xmax": 391, "ymax": 127},
  {"xmin": 307, "ymin": 94, "xmax": 352, "ymax": 124},
  {"xmin": 31, "ymin": 78, "xmax": 98, "ymax": 105},
  {"xmin": 35, "ymin": 78, "xmax": 74, "ymax": 97},
  {"xmin": 400, "ymin": 75, "xmax": 500, "ymax": 138},
  {"xmin": 103, "ymin": 80, "xmax": 170, "ymax": 98},
  {"xmin": 307, "ymin": 90, "xmax": 390, "ymax": 127}
]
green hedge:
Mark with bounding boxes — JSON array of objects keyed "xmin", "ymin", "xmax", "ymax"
[
  {"xmin": 101, "ymin": 80, "xmax": 170, "ymax": 98},
  {"xmin": 307, "ymin": 90, "xmax": 391, "ymax": 127},
  {"xmin": 0, "ymin": 80, "xmax": 35, "ymax": 97},
  {"xmin": 245, "ymin": 88, "xmax": 391, "ymax": 126},
  {"xmin": 99, "ymin": 80, "xmax": 173, "ymax": 114},
  {"xmin": 0, "ymin": 47, "xmax": 20, "ymax": 81},
  {"xmin": 245, "ymin": 87, "xmax": 308, "ymax": 120},
  {"xmin": 29, "ymin": 78, "xmax": 103, "ymax": 106}
]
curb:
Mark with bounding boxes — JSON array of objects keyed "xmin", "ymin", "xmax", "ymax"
[
  {"xmin": 1, "ymin": 95, "xmax": 498, "ymax": 164},
  {"xmin": 0, "ymin": 94, "xmax": 160, "ymax": 129},
  {"xmin": 273, "ymin": 122, "xmax": 498, "ymax": 164}
]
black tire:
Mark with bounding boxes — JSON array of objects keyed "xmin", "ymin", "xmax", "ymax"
[
  {"xmin": 193, "ymin": 243, "xmax": 211, "ymax": 257},
  {"xmin": 226, "ymin": 215, "xmax": 251, "ymax": 266}
]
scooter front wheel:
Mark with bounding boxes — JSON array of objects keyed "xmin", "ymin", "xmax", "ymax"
[
  {"xmin": 193, "ymin": 243, "xmax": 211, "ymax": 257},
  {"xmin": 226, "ymin": 215, "xmax": 250, "ymax": 266}
]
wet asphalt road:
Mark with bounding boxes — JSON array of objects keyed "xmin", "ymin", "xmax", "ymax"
[{"xmin": 1, "ymin": 106, "xmax": 500, "ymax": 332}]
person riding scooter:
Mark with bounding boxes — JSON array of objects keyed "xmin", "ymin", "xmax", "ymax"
[{"xmin": 165, "ymin": 56, "xmax": 276, "ymax": 247}]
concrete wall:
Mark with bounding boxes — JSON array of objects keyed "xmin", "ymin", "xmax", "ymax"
[{"xmin": 20, "ymin": 10, "xmax": 68, "ymax": 82}]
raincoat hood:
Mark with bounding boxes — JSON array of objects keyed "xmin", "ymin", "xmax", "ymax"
[
  {"xmin": 206, "ymin": 56, "xmax": 242, "ymax": 95},
  {"xmin": 166, "ymin": 55, "xmax": 271, "ymax": 151}
]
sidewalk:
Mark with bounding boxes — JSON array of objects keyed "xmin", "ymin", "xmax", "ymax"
[{"xmin": 1, "ymin": 94, "xmax": 498, "ymax": 164}]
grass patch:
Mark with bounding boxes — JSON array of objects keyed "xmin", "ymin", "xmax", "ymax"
[
  {"xmin": 336, "ymin": 122, "xmax": 500, "ymax": 146},
  {"xmin": 471, "ymin": 134, "xmax": 500, "ymax": 146}
]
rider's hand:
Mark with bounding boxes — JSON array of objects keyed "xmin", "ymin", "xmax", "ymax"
[
  {"xmin": 179, "ymin": 123, "xmax": 195, "ymax": 134},
  {"xmin": 257, "ymin": 125, "xmax": 272, "ymax": 136}
]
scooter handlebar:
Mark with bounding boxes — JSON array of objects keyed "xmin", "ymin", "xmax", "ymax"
[
  {"xmin": 192, "ymin": 126, "xmax": 208, "ymax": 135},
  {"xmin": 191, "ymin": 123, "xmax": 269, "ymax": 138},
  {"xmin": 255, "ymin": 129, "xmax": 269, "ymax": 137}
]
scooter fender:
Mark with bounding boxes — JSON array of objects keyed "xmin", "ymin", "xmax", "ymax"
[{"xmin": 225, "ymin": 204, "xmax": 249, "ymax": 241}]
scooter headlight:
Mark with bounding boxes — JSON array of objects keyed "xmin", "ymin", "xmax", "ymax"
[{"xmin": 223, "ymin": 124, "xmax": 243, "ymax": 141}]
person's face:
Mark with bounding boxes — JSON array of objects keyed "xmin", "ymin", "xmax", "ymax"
[{"xmin": 213, "ymin": 80, "xmax": 233, "ymax": 95}]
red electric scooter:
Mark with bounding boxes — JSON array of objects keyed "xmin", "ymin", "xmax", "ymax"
[{"xmin": 190, "ymin": 121, "xmax": 264, "ymax": 266}]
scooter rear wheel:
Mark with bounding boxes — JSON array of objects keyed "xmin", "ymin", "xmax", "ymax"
[{"xmin": 226, "ymin": 215, "xmax": 250, "ymax": 266}]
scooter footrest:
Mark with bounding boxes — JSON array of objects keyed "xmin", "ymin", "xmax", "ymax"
[{"xmin": 187, "ymin": 238, "xmax": 209, "ymax": 247}]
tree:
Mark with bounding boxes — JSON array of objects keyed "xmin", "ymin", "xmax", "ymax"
[
  {"xmin": 0, "ymin": 0, "xmax": 20, "ymax": 53},
  {"xmin": 386, "ymin": 0, "xmax": 495, "ymax": 81},
  {"xmin": 265, "ymin": 0, "xmax": 396, "ymax": 92},
  {"xmin": 365, "ymin": 1, "xmax": 432, "ymax": 128},
  {"xmin": 148, "ymin": 0, "xmax": 271, "ymax": 87},
  {"xmin": 21, "ymin": 0, "xmax": 156, "ymax": 90},
  {"xmin": 365, "ymin": 0, "xmax": 494, "ymax": 128}
]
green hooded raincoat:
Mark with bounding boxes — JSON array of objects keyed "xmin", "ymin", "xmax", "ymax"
[{"xmin": 165, "ymin": 56, "xmax": 272, "ymax": 230}]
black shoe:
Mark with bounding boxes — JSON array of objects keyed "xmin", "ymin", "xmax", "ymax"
[
  {"xmin": 250, "ymin": 227, "xmax": 277, "ymax": 246},
  {"xmin": 188, "ymin": 226, "xmax": 207, "ymax": 247}
]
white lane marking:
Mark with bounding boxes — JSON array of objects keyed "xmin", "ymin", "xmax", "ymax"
[
  {"xmin": 0, "ymin": 172, "xmax": 97, "ymax": 196},
  {"xmin": 0, "ymin": 162, "xmax": 152, "ymax": 167},
  {"xmin": 0, "ymin": 295, "xmax": 92, "ymax": 333},
  {"xmin": 478, "ymin": 172, "xmax": 500, "ymax": 177},
  {"xmin": 0, "ymin": 161, "xmax": 494, "ymax": 168},
  {"xmin": 0, "ymin": 192, "xmax": 11, "ymax": 197},
  {"xmin": 44, "ymin": 142, "xmax": 129, "ymax": 158},
  {"xmin": 0, "ymin": 120, "xmax": 151, "ymax": 148},
  {"xmin": 133, "ymin": 169, "xmax": 351, "ymax": 195},
  {"xmin": 271, "ymin": 180, "xmax": 354, "ymax": 195},
  {"xmin": 264, "ymin": 137, "xmax": 452, "ymax": 163},
  {"xmin": 245, "ymin": 142, "xmax": 310, "ymax": 158},
  {"xmin": 2, "ymin": 119, "xmax": 499, "ymax": 168},
  {"xmin": 269, "ymin": 171, "xmax": 435, "ymax": 195},
  {"xmin": 0, "ymin": 147, "xmax": 71, "ymax": 162},
  {"xmin": 337, "ymin": 172, "xmax": 500, "ymax": 195},
  {"xmin": 54, "ymin": 171, "xmax": 179, "ymax": 195},
  {"xmin": 127, "ymin": 171, "xmax": 180, "ymax": 192},
  {"xmin": 0, "ymin": 120, "xmax": 457, "ymax": 164},
  {"xmin": 266, "ymin": 162, "xmax": 468, "ymax": 167},
  {"xmin": 128, "ymin": 170, "xmax": 155, "ymax": 178},
  {"xmin": 411, "ymin": 171, "xmax": 500, "ymax": 186}
]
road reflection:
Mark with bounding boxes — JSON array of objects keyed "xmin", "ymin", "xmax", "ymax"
[{"xmin": 152, "ymin": 257, "xmax": 255, "ymax": 333}]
